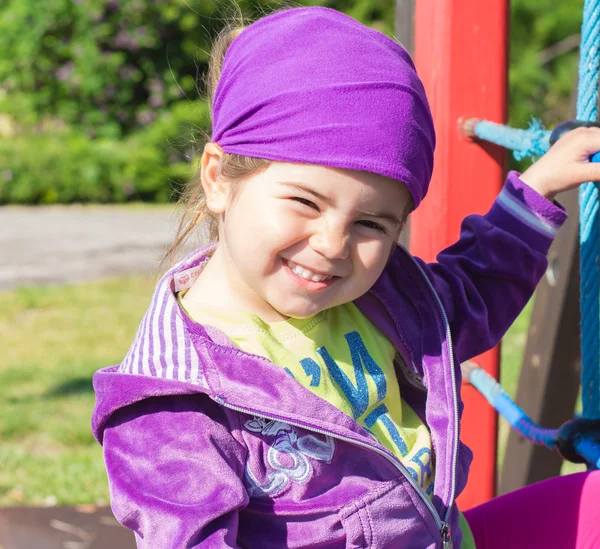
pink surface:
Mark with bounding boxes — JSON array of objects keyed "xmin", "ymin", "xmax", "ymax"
[{"xmin": 464, "ymin": 471, "xmax": 600, "ymax": 548}]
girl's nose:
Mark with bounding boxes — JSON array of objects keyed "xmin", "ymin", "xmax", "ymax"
[{"xmin": 310, "ymin": 222, "xmax": 350, "ymax": 260}]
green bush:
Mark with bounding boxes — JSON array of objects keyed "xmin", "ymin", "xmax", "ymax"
[
  {"xmin": 0, "ymin": 0, "xmax": 398, "ymax": 204},
  {"xmin": 0, "ymin": 100, "xmax": 209, "ymax": 204},
  {"xmin": 510, "ymin": 0, "xmax": 584, "ymax": 129},
  {"xmin": 0, "ymin": 0, "xmax": 311, "ymax": 139}
]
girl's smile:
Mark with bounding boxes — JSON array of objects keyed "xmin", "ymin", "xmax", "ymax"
[{"xmin": 282, "ymin": 258, "xmax": 340, "ymax": 291}]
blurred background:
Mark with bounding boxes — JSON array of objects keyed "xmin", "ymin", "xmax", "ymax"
[{"xmin": 0, "ymin": 0, "xmax": 585, "ymax": 516}]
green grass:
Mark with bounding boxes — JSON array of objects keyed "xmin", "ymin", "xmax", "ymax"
[
  {"xmin": 0, "ymin": 277, "xmax": 156, "ymax": 506},
  {"xmin": 0, "ymin": 279, "xmax": 584, "ymax": 507}
]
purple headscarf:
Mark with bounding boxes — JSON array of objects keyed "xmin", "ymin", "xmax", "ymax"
[{"xmin": 211, "ymin": 6, "xmax": 435, "ymax": 209}]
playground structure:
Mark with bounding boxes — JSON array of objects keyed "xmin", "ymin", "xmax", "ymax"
[{"xmin": 405, "ymin": 0, "xmax": 600, "ymax": 509}]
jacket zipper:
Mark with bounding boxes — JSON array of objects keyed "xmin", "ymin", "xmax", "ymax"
[
  {"xmin": 214, "ymin": 395, "xmax": 452, "ymax": 547},
  {"xmin": 408, "ymin": 256, "xmax": 460, "ymax": 526}
]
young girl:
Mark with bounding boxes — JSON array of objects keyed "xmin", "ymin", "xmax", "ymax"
[{"xmin": 92, "ymin": 6, "xmax": 600, "ymax": 548}]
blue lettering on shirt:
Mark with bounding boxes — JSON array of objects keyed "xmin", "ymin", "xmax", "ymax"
[
  {"xmin": 316, "ymin": 331, "xmax": 386, "ymax": 419},
  {"xmin": 297, "ymin": 331, "xmax": 430, "ymax": 480},
  {"xmin": 407, "ymin": 465, "xmax": 419, "ymax": 484},
  {"xmin": 410, "ymin": 447, "xmax": 432, "ymax": 488},
  {"xmin": 345, "ymin": 331, "xmax": 387, "ymax": 402},
  {"xmin": 299, "ymin": 358, "xmax": 321, "ymax": 387},
  {"xmin": 364, "ymin": 403, "xmax": 409, "ymax": 457}
]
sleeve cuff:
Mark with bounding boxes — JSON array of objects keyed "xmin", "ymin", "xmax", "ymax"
[{"xmin": 486, "ymin": 170, "xmax": 568, "ymax": 254}]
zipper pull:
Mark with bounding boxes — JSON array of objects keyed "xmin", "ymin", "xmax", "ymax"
[{"xmin": 440, "ymin": 522, "xmax": 453, "ymax": 549}]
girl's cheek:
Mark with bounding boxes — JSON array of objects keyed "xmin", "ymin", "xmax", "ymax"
[
  {"xmin": 262, "ymin": 207, "xmax": 291, "ymax": 232},
  {"xmin": 356, "ymin": 239, "xmax": 388, "ymax": 265},
  {"xmin": 278, "ymin": 210, "xmax": 310, "ymax": 237}
]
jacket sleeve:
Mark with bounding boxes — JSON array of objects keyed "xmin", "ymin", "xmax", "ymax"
[
  {"xmin": 101, "ymin": 393, "xmax": 249, "ymax": 548},
  {"xmin": 413, "ymin": 171, "xmax": 567, "ymax": 364}
]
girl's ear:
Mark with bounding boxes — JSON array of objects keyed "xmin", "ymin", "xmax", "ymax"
[{"xmin": 200, "ymin": 142, "xmax": 228, "ymax": 214}]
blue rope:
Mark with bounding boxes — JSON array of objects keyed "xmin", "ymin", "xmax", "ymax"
[
  {"xmin": 473, "ymin": 119, "xmax": 551, "ymax": 161},
  {"xmin": 465, "ymin": 365, "xmax": 600, "ymax": 467},
  {"xmin": 577, "ymin": 0, "xmax": 600, "ymax": 423},
  {"xmin": 463, "ymin": 0, "xmax": 600, "ymax": 467},
  {"xmin": 468, "ymin": 367, "xmax": 559, "ymax": 449}
]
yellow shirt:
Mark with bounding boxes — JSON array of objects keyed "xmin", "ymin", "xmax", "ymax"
[{"xmin": 180, "ymin": 295, "xmax": 434, "ymax": 496}]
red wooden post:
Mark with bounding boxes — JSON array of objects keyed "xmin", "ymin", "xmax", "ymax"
[{"xmin": 412, "ymin": 0, "xmax": 509, "ymax": 509}]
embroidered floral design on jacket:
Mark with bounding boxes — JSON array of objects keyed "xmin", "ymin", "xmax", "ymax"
[{"xmin": 243, "ymin": 417, "xmax": 335, "ymax": 497}]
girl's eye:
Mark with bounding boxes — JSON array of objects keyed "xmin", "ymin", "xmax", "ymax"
[
  {"xmin": 291, "ymin": 197, "xmax": 319, "ymax": 210},
  {"xmin": 357, "ymin": 220, "xmax": 387, "ymax": 234}
]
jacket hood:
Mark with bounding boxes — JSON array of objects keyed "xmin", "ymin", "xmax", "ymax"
[{"xmin": 93, "ymin": 244, "xmax": 217, "ymax": 442}]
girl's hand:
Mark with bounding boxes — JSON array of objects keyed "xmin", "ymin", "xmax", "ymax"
[{"xmin": 519, "ymin": 126, "xmax": 600, "ymax": 201}]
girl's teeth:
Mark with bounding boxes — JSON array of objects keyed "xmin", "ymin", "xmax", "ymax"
[{"xmin": 287, "ymin": 260, "xmax": 331, "ymax": 282}]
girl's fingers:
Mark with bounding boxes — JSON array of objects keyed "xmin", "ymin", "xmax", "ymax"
[
  {"xmin": 565, "ymin": 160, "xmax": 600, "ymax": 187},
  {"xmin": 567, "ymin": 127, "xmax": 600, "ymax": 158},
  {"xmin": 576, "ymin": 163, "xmax": 600, "ymax": 183},
  {"xmin": 522, "ymin": 126, "xmax": 600, "ymax": 196}
]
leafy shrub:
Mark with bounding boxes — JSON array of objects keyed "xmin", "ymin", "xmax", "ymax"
[
  {"xmin": 0, "ymin": 0, "xmax": 401, "ymax": 203},
  {"xmin": 0, "ymin": 0, "xmax": 302, "ymax": 138},
  {"xmin": 0, "ymin": 100, "xmax": 209, "ymax": 204},
  {"xmin": 0, "ymin": 0, "xmax": 583, "ymax": 201}
]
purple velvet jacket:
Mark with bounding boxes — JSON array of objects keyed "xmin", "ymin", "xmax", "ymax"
[{"xmin": 92, "ymin": 172, "xmax": 566, "ymax": 548}]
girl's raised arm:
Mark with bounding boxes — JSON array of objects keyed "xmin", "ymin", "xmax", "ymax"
[
  {"xmin": 411, "ymin": 170, "xmax": 564, "ymax": 364},
  {"xmin": 412, "ymin": 126, "xmax": 600, "ymax": 364}
]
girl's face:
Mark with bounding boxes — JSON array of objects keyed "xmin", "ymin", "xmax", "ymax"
[{"xmin": 203, "ymin": 149, "xmax": 412, "ymax": 322}]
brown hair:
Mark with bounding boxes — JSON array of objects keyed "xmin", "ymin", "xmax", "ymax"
[{"xmin": 163, "ymin": 4, "xmax": 301, "ymax": 268}]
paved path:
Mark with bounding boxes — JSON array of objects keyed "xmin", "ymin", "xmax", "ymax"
[
  {"xmin": 0, "ymin": 505, "xmax": 135, "ymax": 549},
  {"xmin": 1, "ymin": 206, "xmax": 206, "ymax": 290}
]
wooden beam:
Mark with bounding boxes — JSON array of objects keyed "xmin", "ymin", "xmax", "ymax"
[
  {"xmin": 395, "ymin": 0, "xmax": 415, "ymax": 249},
  {"xmin": 395, "ymin": 0, "xmax": 415, "ymax": 56},
  {"xmin": 499, "ymin": 187, "xmax": 581, "ymax": 493}
]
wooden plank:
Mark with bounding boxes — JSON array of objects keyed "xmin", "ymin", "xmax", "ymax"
[
  {"xmin": 395, "ymin": 0, "xmax": 415, "ymax": 55},
  {"xmin": 499, "ymin": 187, "xmax": 581, "ymax": 493},
  {"xmin": 395, "ymin": 0, "xmax": 415, "ymax": 249}
]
